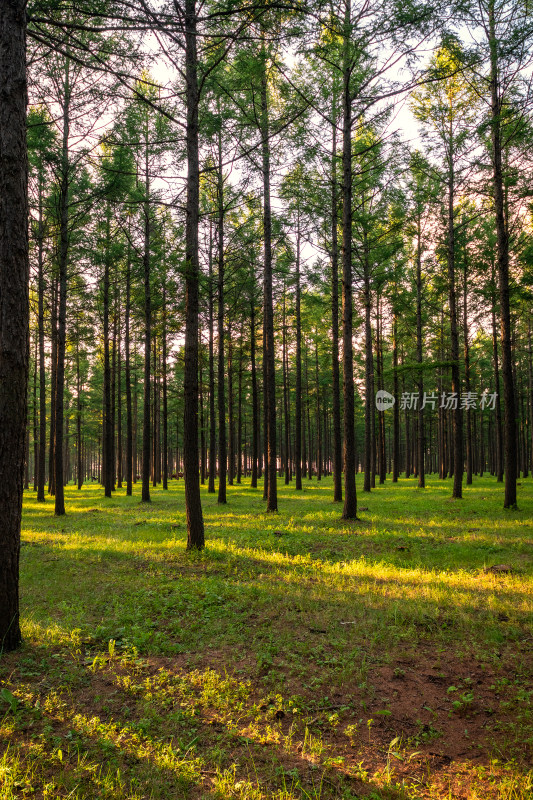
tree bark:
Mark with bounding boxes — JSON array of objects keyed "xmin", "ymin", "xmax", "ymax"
[
  {"xmin": 489, "ymin": 0, "xmax": 517, "ymax": 507},
  {"xmin": 184, "ymin": 0, "xmax": 205, "ymax": 547},
  {"xmin": 125, "ymin": 245, "xmax": 133, "ymax": 495},
  {"xmin": 103, "ymin": 206, "xmax": 113, "ymax": 498},
  {"xmin": 295, "ymin": 216, "xmax": 302, "ymax": 491},
  {"xmin": 330, "ymin": 99, "xmax": 342, "ymax": 502},
  {"xmin": 141, "ymin": 145, "xmax": 151, "ymax": 503},
  {"xmin": 260, "ymin": 45, "xmax": 277, "ymax": 512},
  {"xmin": 416, "ymin": 219, "xmax": 425, "ymax": 488},
  {"xmin": 208, "ymin": 221, "xmax": 216, "ymax": 493},
  {"xmin": 54, "ymin": 55, "xmax": 71, "ymax": 516},
  {"xmin": 37, "ymin": 176, "xmax": 46, "ymax": 502},
  {"xmin": 447, "ymin": 150, "xmax": 463, "ymax": 499},
  {"xmin": 341, "ymin": 0, "xmax": 357, "ymax": 518},
  {"xmin": 217, "ymin": 124, "xmax": 227, "ymax": 504},
  {"xmin": 0, "ymin": 0, "xmax": 28, "ymax": 651}
]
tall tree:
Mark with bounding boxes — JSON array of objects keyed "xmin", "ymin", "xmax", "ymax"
[{"xmin": 0, "ymin": 0, "xmax": 29, "ymax": 651}]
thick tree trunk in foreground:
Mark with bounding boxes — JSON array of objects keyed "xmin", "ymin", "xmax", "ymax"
[
  {"xmin": 184, "ymin": 0, "xmax": 205, "ymax": 548},
  {"xmin": 0, "ymin": 0, "xmax": 28, "ymax": 651}
]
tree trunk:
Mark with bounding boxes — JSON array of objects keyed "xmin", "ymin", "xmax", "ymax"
[
  {"xmin": 103, "ymin": 206, "xmax": 113, "ymax": 498},
  {"xmin": 54, "ymin": 55, "xmax": 71, "ymax": 516},
  {"xmin": 295, "ymin": 216, "xmax": 303, "ymax": 491},
  {"xmin": 489, "ymin": 0, "xmax": 517, "ymax": 507},
  {"xmin": 260, "ymin": 44, "xmax": 277, "ymax": 512},
  {"xmin": 0, "ymin": 0, "xmax": 28, "ymax": 650},
  {"xmin": 208, "ymin": 221, "xmax": 216, "ymax": 493},
  {"xmin": 463, "ymin": 240, "xmax": 472, "ymax": 485},
  {"xmin": 141, "ymin": 146, "xmax": 151, "ymax": 503},
  {"xmin": 184, "ymin": 0, "xmax": 205, "ymax": 547},
  {"xmin": 217, "ymin": 125, "xmax": 227, "ymax": 503},
  {"xmin": 447, "ymin": 153, "xmax": 463, "ymax": 499},
  {"xmin": 162, "ymin": 273, "xmax": 168, "ymax": 490},
  {"xmin": 330, "ymin": 98, "xmax": 342, "ymax": 502},
  {"xmin": 250, "ymin": 285, "xmax": 259, "ymax": 488},
  {"xmin": 125, "ymin": 245, "xmax": 133, "ymax": 495},
  {"xmin": 37, "ymin": 177, "xmax": 46, "ymax": 501},
  {"xmin": 416, "ymin": 219, "xmax": 425, "ymax": 488},
  {"xmin": 76, "ymin": 338, "xmax": 83, "ymax": 489},
  {"xmin": 392, "ymin": 316, "xmax": 399, "ymax": 482},
  {"xmin": 341, "ymin": 0, "xmax": 357, "ymax": 518}
]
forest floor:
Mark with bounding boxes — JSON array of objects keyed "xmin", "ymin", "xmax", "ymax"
[{"xmin": 1, "ymin": 475, "xmax": 532, "ymax": 800}]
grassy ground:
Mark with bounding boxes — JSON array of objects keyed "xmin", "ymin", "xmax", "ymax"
[{"xmin": 1, "ymin": 474, "xmax": 532, "ymax": 799}]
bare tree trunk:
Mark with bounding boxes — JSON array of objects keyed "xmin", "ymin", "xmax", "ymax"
[
  {"xmin": 295, "ymin": 217, "xmax": 303, "ymax": 491},
  {"xmin": 228, "ymin": 328, "xmax": 234, "ymax": 485},
  {"xmin": 141, "ymin": 148, "xmax": 151, "ymax": 503},
  {"xmin": 49, "ymin": 275, "xmax": 57, "ymax": 495},
  {"xmin": 33, "ymin": 335, "xmax": 38, "ymax": 491},
  {"xmin": 54, "ymin": 55, "xmax": 71, "ymax": 516},
  {"xmin": 217, "ymin": 125, "xmax": 227, "ymax": 504},
  {"xmin": 283, "ymin": 286, "xmax": 290, "ymax": 484},
  {"xmin": 315, "ymin": 335, "xmax": 322, "ymax": 481},
  {"xmin": 125, "ymin": 246, "xmax": 133, "ymax": 495},
  {"xmin": 341, "ymin": 0, "xmax": 357, "ymax": 518},
  {"xmin": 103, "ymin": 206, "xmax": 113, "ymax": 498},
  {"xmin": 463, "ymin": 241, "xmax": 472, "ymax": 485},
  {"xmin": 0, "ymin": 0, "xmax": 28, "ymax": 650},
  {"xmin": 363, "ymin": 248, "xmax": 373, "ymax": 493},
  {"xmin": 489, "ymin": 0, "xmax": 517, "ymax": 507},
  {"xmin": 392, "ymin": 315, "xmax": 399, "ymax": 482},
  {"xmin": 330, "ymin": 99, "xmax": 342, "ymax": 502},
  {"xmin": 184, "ymin": 0, "xmax": 205, "ymax": 547},
  {"xmin": 208, "ymin": 222, "xmax": 216, "ymax": 493},
  {"xmin": 162, "ymin": 273, "xmax": 168, "ymax": 490},
  {"xmin": 447, "ymin": 156, "xmax": 463, "ymax": 499},
  {"xmin": 37, "ymin": 178, "xmax": 46, "ymax": 501},
  {"xmin": 416, "ymin": 220, "xmax": 425, "ymax": 488},
  {"xmin": 237, "ymin": 326, "xmax": 244, "ymax": 484},
  {"xmin": 76, "ymin": 338, "xmax": 83, "ymax": 489},
  {"xmin": 260, "ymin": 45, "xmax": 277, "ymax": 512},
  {"xmin": 116, "ymin": 284, "xmax": 122, "ymax": 489},
  {"xmin": 250, "ymin": 282, "xmax": 259, "ymax": 488}
]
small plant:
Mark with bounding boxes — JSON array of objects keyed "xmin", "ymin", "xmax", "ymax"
[
  {"xmin": 1, "ymin": 688, "xmax": 18, "ymax": 712},
  {"xmin": 451, "ymin": 691, "xmax": 475, "ymax": 716},
  {"xmin": 393, "ymin": 667, "xmax": 405, "ymax": 679},
  {"xmin": 345, "ymin": 722, "xmax": 359, "ymax": 745}
]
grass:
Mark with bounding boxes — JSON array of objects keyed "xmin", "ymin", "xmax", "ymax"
[{"xmin": 1, "ymin": 474, "xmax": 532, "ymax": 799}]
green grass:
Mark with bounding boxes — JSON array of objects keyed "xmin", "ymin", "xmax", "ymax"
[{"xmin": 1, "ymin": 474, "xmax": 532, "ymax": 799}]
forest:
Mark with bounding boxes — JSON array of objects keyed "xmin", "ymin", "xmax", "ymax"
[{"xmin": 0, "ymin": 0, "xmax": 532, "ymax": 797}]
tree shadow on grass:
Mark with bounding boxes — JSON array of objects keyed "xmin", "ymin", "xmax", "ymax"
[{"xmin": 0, "ymin": 639, "xmax": 421, "ymax": 800}]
